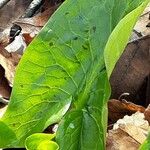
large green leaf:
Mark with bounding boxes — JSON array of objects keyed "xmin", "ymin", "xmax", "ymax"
[
  {"xmin": 56, "ymin": 1, "xmax": 150, "ymax": 150},
  {"xmin": 56, "ymin": 71, "xmax": 110, "ymax": 149},
  {"xmin": 0, "ymin": 0, "xmax": 149, "ymax": 148}
]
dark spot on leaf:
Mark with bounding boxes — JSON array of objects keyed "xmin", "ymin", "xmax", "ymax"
[
  {"xmin": 100, "ymin": 66, "xmax": 106, "ymax": 73},
  {"xmin": 65, "ymin": 12, "xmax": 69, "ymax": 15},
  {"xmin": 84, "ymin": 29, "xmax": 89, "ymax": 33},
  {"xmin": 64, "ymin": 77, "xmax": 68, "ymax": 80},
  {"xmin": 12, "ymin": 123, "xmax": 17, "ymax": 127},
  {"xmin": 79, "ymin": 15, "xmax": 83, "ymax": 20},
  {"xmin": 49, "ymin": 42, "xmax": 54, "ymax": 47},
  {"xmin": 92, "ymin": 26, "xmax": 96, "ymax": 32},
  {"xmin": 65, "ymin": 39, "xmax": 72, "ymax": 45},
  {"xmin": 82, "ymin": 45, "xmax": 87, "ymax": 50},
  {"xmin": 76, "ymin": 61, "xmax": 80, "ymax": 64},
  {"xmin": 73, "ymin": 37, "xmax": 78, "ymax": 40},
  {"xmin": 61, "ymin": 70, "xmax": 66, "ymax": 73},
  {"xmin": 82, "ymin": 41, "xmax": 90, "ymax": 50},
  {"xmin": 20, "ymin": 85, "xmax": 23, "ymax": 88}
]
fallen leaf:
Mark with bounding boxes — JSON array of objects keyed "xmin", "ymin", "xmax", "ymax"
[
  {"xmin": 0, "ymin": 65, "xmax": 11, "ymax": 100},
  {"xmin": 120, "ymin": 124, "xmax": 148, "ymax": 144},
  {"xmin": 5, "ymin": 34, "xmax": 26, "ymax": 54},
  {"xmin": 107, "ymin": 112, "xmax": 150, "ymax": 150},
  {"xmin": 130, "ymin": 4, "xmax": 150, "ymax": 41},
  {"xmin": 106, "ymin": 128, "xmax": 140, "ymax": 150},
  {"xmin": 110, "ymin": 36, "xmax": 150, "ymax": 104},
  {"xmin": 14, "ymin": 3, "xmax": 59, "ymax": 35},
  {"xmin": 113, "ymin": 112, "xmax": 149, "ymax": 143},
  {"xmin": 134, "ymin": 6, "xmax": 150, "ymax": 36},
  {"xmin": 108, "ymin": 99, "xmax": 145, "ymax": 124},
  {"xmin": 0, "ymin": 0, "xmax": 32, "ymax": 30},
  {"xmin": 144, "ymin": 104, "xmax": 150, "ymax": 124},
  {"xmin": 0, "ymin": 45, "xmax": 21, "ymax": 84},
  {"xmin": 16, "ymin": 4, "xmax": 59, "ymax": 27},
  {"xmin": 22, "ymin": 33, "xmax": 35, "ymax": 45}
]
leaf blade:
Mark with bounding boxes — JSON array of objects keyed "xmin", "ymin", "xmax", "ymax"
[
  {"xmin": 56, "ymin": 71, "xmax": 110, "ymax": 150},
  {"xmin": 0, "ymin": 0, "xmax": 149, "ymax": 148},
  {"xmin": 104, "ymin": 0, "xmax": 150, "ymax": 78}
]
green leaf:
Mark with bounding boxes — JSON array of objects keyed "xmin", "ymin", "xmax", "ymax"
[
  {"xmin": 57, "ymin": 110, "xmax": 104, "ymax": 150},
  {"xmin": 0, "ymin": 0, "xmax": 149, "ymax": 149},
  {"xmin": 0, "ymin": 121, "xmax": 17, "ymax": 148},
  {"xmin": 25, "ymin": 133, "xmax": 59, "ymax": 150},
  {"xmin": 104, "ymin": 0, "xmax": 150, "ymax": 78},
  {"xmin": 56, "ymin": 71, "xmax": 110, "ymax": 150},
  {"xmin": 56, "ymin": 1, "xmax": 150, "ymax": 150}
]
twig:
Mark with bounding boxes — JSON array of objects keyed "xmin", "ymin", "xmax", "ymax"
[
  {"xmin": 23, "ymin": 0, "xmax": 44, "ymax": 18},
  {"xmin": 0, "ymin": 0, "xmax": 10, "ymax": 9}
]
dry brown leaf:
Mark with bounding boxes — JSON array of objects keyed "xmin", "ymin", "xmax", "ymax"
[
  {"xmin": 106, "ymin": 128, "xmax": 140, "ymax": 150},
  {"xmin": 130, "ymin": 4, "xmax": 150, "ymax": 41},
  {"xmin": 134, "ymin": 5, "xmax": 150, "ymax": 36},
  {"xmin": 0, "ymin": 45, "xmax": 21, "ymax": 84},
  {"xmin": 18, "ymin": 4, "xmax": 59, "ymax": 27},
  {"xmin": 0, "ymin": 29, "xmax": 9, "ymax": 47},
  {"xmin": 120, "ymin": 124, "xmax": 148, "ymax": 144},
  {"xmin": 107, "ymin": 112, "xmax": 150, "ymax": 150},
  {"xmin": 0, "ymin": 65, "xmax": 11, "ymax": 100},
  {"xmin": 110, "ymin": 35, "xmax": 150, "ymax": 104},
  {"xmin": 22, "ymin": 33, "xmax": 35, "ymax": 45},
  {"xmin": 144, "ymin": 104, "xmax": 150, "ymax": 124},
  {"xmin": 111, "ymin": 4, "xmax": 150, "ymax": 105},
  {"xmin": 5, "ymin": 34, "xmax": 26, "ymax": 54},
  {"xmin": 108, "ymin": 99, "xmax": 145, "ymax": 124},
  {"xmin": 114, "ymin": 112, "xmax": 149, "ymax": 144},
  {"xmin": 0, "ymin": 0, "xmax": 32, "ymax": 30},
  {"xmin": 15, "ymin": 4, "xmax": 59, "ymax": 35}
]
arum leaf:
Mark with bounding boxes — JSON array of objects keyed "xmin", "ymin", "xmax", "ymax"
[
  {"xmin": 56, "ymin": 71, "xmax": 110, "ymax": 149},
  {"xmin": 56, "ymin": 0, "xmax": 150, "ymax": 150},
  {"xmin": 104, "ymin": 0, "xmax": 150, "ymax": 78},
  {"xmin": 0, "ymin": 0, "xmax": 149, "ymax": 149},
  {"xmin": 25, "ymin": 133, "xmax": 59, "ymax": 150}
]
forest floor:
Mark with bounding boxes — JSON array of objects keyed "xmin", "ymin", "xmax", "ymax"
[{"xmin": 0, "ymin": 1, "xmax": 149, "ymax": 149}]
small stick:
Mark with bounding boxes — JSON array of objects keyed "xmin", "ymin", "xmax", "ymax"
[{"xmin": 0, "ymin": 0, "xmax": 10, "ymax": 9}]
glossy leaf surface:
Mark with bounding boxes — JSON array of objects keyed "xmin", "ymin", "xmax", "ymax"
[{"xmin": 0, "ymin": 0, "xmax": 149, "ymax": 148}]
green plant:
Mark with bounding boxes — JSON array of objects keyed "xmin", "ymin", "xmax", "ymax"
[{"xmin": 0, "ymin": 0, "xmax": 149, "ymax": 149}]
